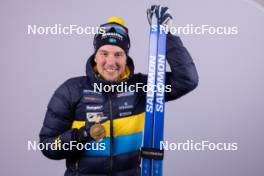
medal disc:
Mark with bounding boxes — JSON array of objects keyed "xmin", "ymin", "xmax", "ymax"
[{"xmin": 90, "ymin": 123, "xmax": 106, "ymax": 141}]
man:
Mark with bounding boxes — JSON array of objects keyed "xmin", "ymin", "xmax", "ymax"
[{"xmin": 39, "ymin": 5, "xmax": 198, "ymax": 176}]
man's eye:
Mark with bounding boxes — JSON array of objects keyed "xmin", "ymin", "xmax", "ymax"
[
  {"xmin": 101, "ymin": 52, "xmax": 108, "ymax": 57},
  {"xmin": 115, "ymin": 53, "xmax": 124, "ymax": 57}
]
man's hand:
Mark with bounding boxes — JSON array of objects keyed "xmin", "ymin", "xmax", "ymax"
[
  {"xmin": 147, "ymin": 5, "xmax": 173, "ymax": 27},
  {"xmin": 75, "ymin": 121, "xmax": 106, "ymax": 143},
  {"xmin": 75, "ymin": 122, "xmax": 94, "ymax": 143}
]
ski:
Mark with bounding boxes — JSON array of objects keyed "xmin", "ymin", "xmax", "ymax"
[
  {"xmin": 142, "ymin": 14, "xmax": 159, "ymax": 176},
  {"xmin": 152, "ymin": 21, "xmax": 166, "ymax": 176},
  {"xmin": 141, "ymin": 13, "xmax": 167, "ymax": 176}
]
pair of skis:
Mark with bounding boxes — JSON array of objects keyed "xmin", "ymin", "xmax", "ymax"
[{"xmin": 141, "ymin": 14, "xmax": 167, "ymax": 176}]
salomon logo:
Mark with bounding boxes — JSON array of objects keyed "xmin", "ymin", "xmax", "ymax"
[
  {"xmin": 155, "ymin": 54, "xmax": 166, "ymax": 112},
  {"xmin": 146, "ymin": 55, "xmax": 156, "ymax": 113}
]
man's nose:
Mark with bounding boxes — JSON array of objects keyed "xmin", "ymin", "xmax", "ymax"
[{"xmin": 106, "ymin": 54, "xmax": 116, "ymax": 65}]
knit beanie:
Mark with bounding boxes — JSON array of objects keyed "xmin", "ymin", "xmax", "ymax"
[{"xmin": 93, "ymin": 16, "xmax": 130, "ymax": 54}]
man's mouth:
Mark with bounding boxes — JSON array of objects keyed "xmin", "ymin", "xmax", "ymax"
[{"xmin": 105, "ymin": 67, "xmax": 118, "ymax": 74}]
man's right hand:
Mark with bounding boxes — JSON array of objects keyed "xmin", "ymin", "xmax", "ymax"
[
  {"xmin": 75, "ymin": 122, "xmax": 94, "ymax": 143},
  {"xmin": 75, "ymin": 122, "xmax": 106, "ymax": 142}
]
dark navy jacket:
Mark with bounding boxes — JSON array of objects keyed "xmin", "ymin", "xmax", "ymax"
[{"xmin": 39, "ymin": 34, "xmax": 199, "ymax": 176}]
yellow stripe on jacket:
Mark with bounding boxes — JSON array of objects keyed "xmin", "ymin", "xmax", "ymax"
[{"xmin": 71, "ymin": 113, "xmax": 145, "ymax": 137}]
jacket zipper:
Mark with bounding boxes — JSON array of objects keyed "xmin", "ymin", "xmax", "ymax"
[
  {"xmin": 108, "ymin": 94, "xmax": 114, "ymax": 175},
  {"xmin": 75, "ymin": 161, "xmax": 79, "ymax": 176}
]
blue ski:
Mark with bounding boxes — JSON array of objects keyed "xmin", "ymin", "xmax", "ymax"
[
  {"xmin": 142, "ymin": 13, "xmax": 167, "ymax": 176},
  {"xmin": 153, "ymin": 23, "xmax": 166, "ymax": 176},
  {"xmin": 142, "ymin": 14, "xmax": 159, "ymax": 176}
]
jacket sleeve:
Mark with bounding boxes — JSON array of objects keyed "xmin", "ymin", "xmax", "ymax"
[
  {"xmin": 165, "ymin": 33, "xmax": 199, "ymax": 101},
  {"xmin": 39, "ymin": 80, "xmax": 80, "ymax": 160}
]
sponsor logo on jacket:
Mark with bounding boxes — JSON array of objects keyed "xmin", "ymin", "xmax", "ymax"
[
  {"xmin": 83, "ymin": 89, "xmax": 102, "ymax": 95},
  {"xmin": 118, "ymin": 102, "xmax": 134, "ymax": 110},
  {"xmin": 116, "ymin": 92, "xmax": 134, "ymax": 98},
  {"xmin": 82, "ymin": 89, "xmax": 104, "ymax": 103},
  {"xmin": 86, "ymin": 112, "xmax": 107, "ymax": 123},
  {"xmin": 119, "ymin": 111, "xmax": 132, "ymax": 117},
  {"xmin": 86, "ymin": 105, "xmax": 103, "ymax": 111},
  {"xmin": 82, "ymin": 96, "xmax": 104, "ymax": 103}
]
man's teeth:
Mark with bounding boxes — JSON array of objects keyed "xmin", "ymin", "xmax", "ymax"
[{"xmin": 106, "ymin": 68, "xmax": 117, "ymax": 73}]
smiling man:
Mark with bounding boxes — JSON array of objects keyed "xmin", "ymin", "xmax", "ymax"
[
  {"xmin": 95, "ymin": 45, "xmax": 127, "ymax": 81},
  {"xmin": 39, "ymin": 5, "xmax": 198, "ymax": 176}
]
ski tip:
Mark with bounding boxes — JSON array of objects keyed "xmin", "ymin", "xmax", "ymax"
[{"xmin": 107, "ymin": 16, "xmax": 125, "ymax": 26}]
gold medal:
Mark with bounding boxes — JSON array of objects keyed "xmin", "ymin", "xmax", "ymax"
[{"xmin": 90, "ymin": 123, "xmax": 106, "ymax": 141}]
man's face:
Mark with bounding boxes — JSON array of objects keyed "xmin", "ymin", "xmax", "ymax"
[{"xmin": 95, "ymin": 45, "xmax": 127, "ymax": 81}]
